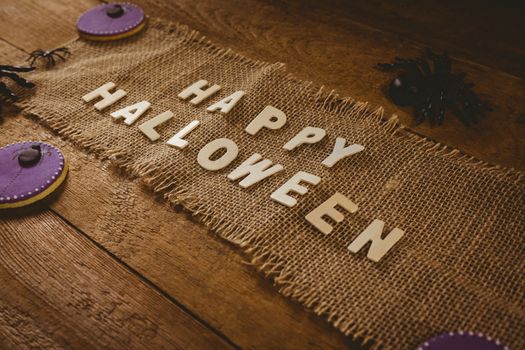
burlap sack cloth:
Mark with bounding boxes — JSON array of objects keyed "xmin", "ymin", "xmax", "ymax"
[{"xmin": 17, "ymin": 20, "xmax": 524, "ymax": 349}]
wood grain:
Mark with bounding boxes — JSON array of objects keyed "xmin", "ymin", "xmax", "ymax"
[
  {"xmin": 0, "ymin": 0, "xmax": 98, "ymax": 53},
  {"xmin": 1, "ymin": 1, "xmax": 524, "ymax": 349},
  {"xmin": 4, "ymin": 2, "xmax": 351, "ymax": 349},
  {"xmin": 136, "ymin": 0, "xmax": 525, "ymax": 170},
  {"xmin": 3, "ymin": 114, "xmax": 362, "ymax": 349},
  {"xmin": 286, "ymin": 0, "xmax": 525, "ymax": 79},
  {"xmin": 0, "ymin": 209, "xmax": 234, "ymax": 350},
  {"xmin": 0, "ymin": 39, "xmax": 26, "ymax": 62}
]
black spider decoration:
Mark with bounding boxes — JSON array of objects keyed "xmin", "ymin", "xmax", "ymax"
[
  {"xmin": 0, "ymin": 65, "xmax": 35, "ymax": 114},
  {"xmin": 27, "ymin": 47, "xmax": 71, "ymax": 68},
  {"xmin": 376, "ymin": 49, "xmax": 491, "ymax": 125}
]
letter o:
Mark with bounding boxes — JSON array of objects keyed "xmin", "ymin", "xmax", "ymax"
[{"xmin": 197, "ymin": 138, "xmax": 239, "ymax": 171}]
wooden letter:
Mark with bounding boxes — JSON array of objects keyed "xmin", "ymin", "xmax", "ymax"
[
  {"xmin": 166, "ymin": 120, "xmax": 200, "ymax": 149},
  {"xmin": 245, "ymin": 106, "xmax": 287, "ymax": 135},
  {"xmin": 178, "ymin": 80, "xmax": 221, "ymax": 105},
  {"xmin": 347, "ymin": 219, "xmax": 404, "ymax": 262},
  {"xmin": 197, "ymin": 138, "xmax": 239, "ymax": 171},
  {"xmin": 138, "ymin": 111, "xmax": 174, "ymax": 141},
  {"xmin": 270, "ymin": 171, "xmax": 320, "ymax": 207},
  {"xmin": 82, "ymin": 82, "xmax": 126, "ymax": 110},
  {"xmin": 207, "ymin": 91, "xmax": 245, "ymax": 114},
  {"xmin": 110, "ymin": 101, "xmax": 151, "ymax": 125},
  {"xmin": 283, "ymin": 127, "xmax": 326, "ymax": 151},
  {"xmin": 322, "ymin": 137, "xmax": 364, "ymax": 168},
  {"xmin": 306, "ymin": 192, "xmax": 358, "ymax": 234},
  {"xmin": 228, "ymin": 153, "xmax": 283, "ymax": 188}
]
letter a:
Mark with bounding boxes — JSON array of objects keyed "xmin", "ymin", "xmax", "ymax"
[
  {"xmin": 207, "ymin": 91, "xmax": 245, "ymax": 114},
  {"xmin": 110, "ymin": 101, "xmax": 151, "ymax": 125}
]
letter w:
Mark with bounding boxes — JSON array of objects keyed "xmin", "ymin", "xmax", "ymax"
[{"xmin": 228, "ymin": 154, "xmax": 283, "ymax": 188}]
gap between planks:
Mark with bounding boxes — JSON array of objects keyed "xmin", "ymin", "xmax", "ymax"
[
  {"xmin": 0, "ymin": 210, "xmax": 237, "ymax": 350},
  {"xmin": 1, "ymin": 14, "xmax": 357, "ymax": 349},
  {"xmin": 49, "ymin": 207, "xmax": 241, "ymax": 350},
  {"xmin": 0, "ymin": 34, "xmax": 241, "ymax": 350},
  {"xmin": 3, "ymin": 115, "xmax": 358, "ymax": 350}
]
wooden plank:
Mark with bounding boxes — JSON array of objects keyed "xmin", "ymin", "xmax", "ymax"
[
  {"xmin": 135, "ymin": 0, "xmax": 525, "ymax": 170},
  {"xmin": 0, "ymin": 209, "xmax": 235, "ymax": 350},
  {"xmin": 3, "ymin": 115, "xmax": 361, "ymax": 350},
  {"xmin": 1, "ymin": 1, "xmax": 523, "ymax": 350},
  {"xmin": 289, "ymin": 0, "xmax": 525, "ymax": 79},
  {"xmin": 2, "ymin": 0, "xmax": 523, "ymax": 169},
  {"xmin": 0, "ymin": 0, "xmax": 99, "ymax": 53},
  {"xmin": 0, "ymin": 39, "xmax": 27, "ymax": 62},
  {"xmin": 0, "ymin": 4, "xmax": 359, "ymax": 349}
]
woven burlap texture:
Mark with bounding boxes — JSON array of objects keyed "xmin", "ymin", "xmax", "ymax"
[{"xmin": 18, "ymin": 20, "xmax": 524, "ymax": 350}]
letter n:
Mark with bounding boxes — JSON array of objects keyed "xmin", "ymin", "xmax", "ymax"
[{"xmin": 347, "ymin": 219, "xmax": 404, "ymax": 262}]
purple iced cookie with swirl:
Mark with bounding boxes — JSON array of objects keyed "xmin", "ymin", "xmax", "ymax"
[
  {"xmin": 418, "ymin": 332, "xmax": 509, "ymax": 350},
  {"xmin": 77, "ymin": 3, "xmax": 146, "ymax": 41},
  {"xmin": 0, "ymin": 141, "xmax": 68, "ymax": 209}
]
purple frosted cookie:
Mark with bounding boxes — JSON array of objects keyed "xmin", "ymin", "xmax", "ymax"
[
  {"xmin": 76, "ymin": 3, "xmax": 146, "ymax": 41},
  {"xmin": 0, "ymin": 141, "xmax": 68, "ymax": 209},
  {"xmin": 418, "ymin": 332, "xmax": 509, "ymax": 350}
]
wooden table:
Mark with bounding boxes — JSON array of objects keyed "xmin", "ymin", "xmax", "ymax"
[{"xmin": 1, "ymin": 1, "xmax": 523, "ymax": 349}]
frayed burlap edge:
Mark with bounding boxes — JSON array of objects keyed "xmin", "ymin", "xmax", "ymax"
[{"xmin": 16, "ymin": 19, "xmax": 525, "ymax": 350}]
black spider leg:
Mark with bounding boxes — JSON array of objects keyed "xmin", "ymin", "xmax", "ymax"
[
  {"xmin": 449, "ymin": 101, "xmax": 472, "ymax": 125},
  {"xmin": 413, "ymin": 82, "xmax": 433, "ymax": 125},
  {"xmin": 414, "ymin": 90, "xmax": 434, "ymax": 125},
  {"xmin": 53, "ymin": 52, "xmax": 67, "ymax": 62},
  {"xmin": 428, "ymin": 85, "xmax": 446, "ymax": 125},
  {"xmin": 29, "ymin": 55, "xmax": 38, "ymax": 67},
  {"xmin": 27, "ymin": 50, "xmax": 45, "ymax": 67},
  {"xmin": 376, "ymin": 57, "xmax": 431, "ymax": 124},
  {"xmin": 461, "ymin": 80, "xmax": 485, "ymax": 107},
  {"xmin": 0, "ymin": 82, "xmax": 17, "ymax": 100},
  {"xmin": 27, "ymin": 50, "xmax": 42, "ymax": 61},
  {"xmin": 449, "ymin": 69, "xmax": 490, "ymax": 125},
  {"xmin": 446, "ymin": 75, "xmax": 473, "ymax": 125},
  {"xmin": 1, "ymin": 66, "xmax": 35, "ymax": 89},
  {"xmin": 53, "ymin": 47, "xmax": 71, "ymax": 56},
  {"xmin": 459, "ymin": 84, "xmax": 489, "ymax": 124},
  {"xmin": 391, "ymin": 58, "xmax": 434, "ymax": 125},
  {"xmin": 426, "ymin": 48, "xmax": 452, "ymax": 74},
  {"xmin": 426, "ymin": 49, "xmax": 452, "ymax": 124},
  {"xmin": 456, "ymin": 78, "xmax": 477, "ymax": 123},
  {"xmin": 46, "ymin": 54, "xmax": 56, "ymax": 68},
  {"xmin": 0, "ymin": 71, "xmax": 35, "ymax": 88},
  {"xmin": 412, "ymin": 53, "xmax": 438, "ymax": 125},
  {"xmin": 428, "ymin": 81, "xmax": 446, "ymax": 125},
  {"xmin": 0, "ymin": 65, "xmax": 34, "ymax": 72},
  {"xmin": 29, "ymin": 53, "xmax": 42, "ymax": 67}
]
